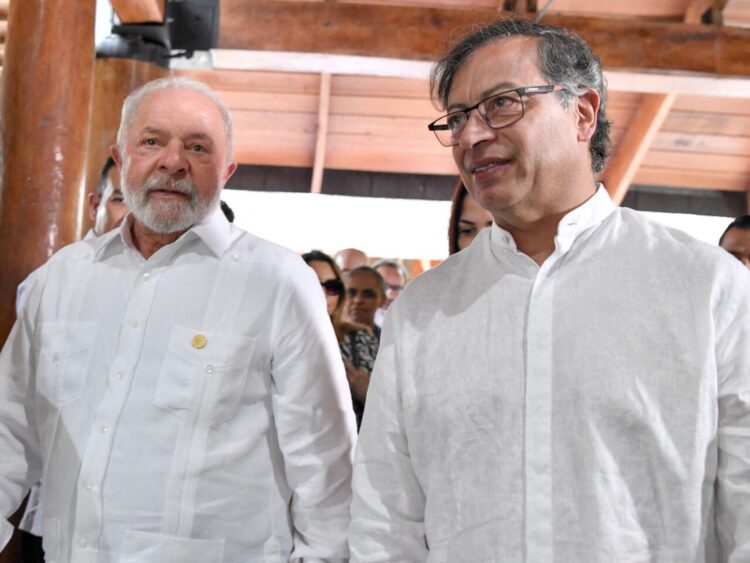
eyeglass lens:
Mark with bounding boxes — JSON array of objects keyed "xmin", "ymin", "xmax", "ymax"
[{"xmin": 321, "ymin": 280, "xmax": 343, "ymax": 296}]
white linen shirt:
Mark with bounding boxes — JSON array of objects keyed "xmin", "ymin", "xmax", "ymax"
[
  {"xmin": 349, "ymin": 187, "xmax": 750, "ymax": 562},
  {"xmin": 0, "ymin": 208, "xmax": 357, "ymax": 563}
]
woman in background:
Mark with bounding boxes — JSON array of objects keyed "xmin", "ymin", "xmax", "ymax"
[
  {"xmin": 302, "ymin": 250, "xmax": 379, "ymax": 430},
  {"xmin": 448, "ymin": 179, "xmax": 494, "ymax": 255}
]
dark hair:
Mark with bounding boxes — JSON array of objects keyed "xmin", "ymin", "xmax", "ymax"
[
  {"xmin": 719, "ymin": 215, "xmax": 750, "ymax": 246},
  {"xmin": 220, "ymin": 200, "xmax": 235, "ymax": 223},
  {"xmin": 345, "ymin": 266, "xmax": 386, "ymax": 298},
  {"xmin": 448, "ymin": 178, "xmax": 468, "ymax": 255},
  {"xmin": 302, "ymin": 250, "xmax": 346, "ymax": 337},
  {"xmin": 430, "ymin": 17, "xmax": 611, "ymax": 173},
  {"xmin": 98, "ymin": 156, "xmax": 117, "ymax": 196}
]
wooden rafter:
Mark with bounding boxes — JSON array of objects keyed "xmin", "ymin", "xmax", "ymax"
[
  {"xmin": 602, "ymin": 93, "xmax": 676, "ymax": 204},
  {"xmin": 219, "ymin": 1, "xmax": 750, "ymax": 79},
  {"xmin": 111, "ymin": 0, "xmax": 165, "ymax": 24},
  {"xmin": 311, "ymin": 73, "xmax": 331, "ymax": 194}
]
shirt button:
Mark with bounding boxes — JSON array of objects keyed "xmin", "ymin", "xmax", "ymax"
[
  {"xmin": 142, "ymin": 272, "xmax": 150, "ymax": 280},
  {"xmin": 83, "ymin": 481, "xmax": 94, "ymax": 491},
  {"xmin": 114, "ymin": 371, "xmax": 124, "ymax": 380},
  {"xmin": 205, "ymin": 364, "xmax": 215, "ymax": 374},
  {"xmin": 100, "ymin": 424, "xmax": 110, "ymax": 434},
  {"xmin": 78, "ymin": 538, "xmax": 87, "ymax": 548},
  {"xmin": 231, "ymin": 253, "xmax": 240, "ymax": 261}
]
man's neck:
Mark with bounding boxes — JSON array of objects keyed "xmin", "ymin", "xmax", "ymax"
[
  {"xmin": 496, "ymin": 183, "xmax": 598, "ymax": 266},
  {"xmin": 131, "ymin": 221, "xmax": 187, "ymax": 260}
]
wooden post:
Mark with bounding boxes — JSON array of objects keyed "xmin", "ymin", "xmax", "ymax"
[
  {"xmin": 0, "ymin": 0, "xmax": 96, "ymax": 344},
  {"xmin": 0, "ymin": 1, "xmax": 94, "ymax": 556}
]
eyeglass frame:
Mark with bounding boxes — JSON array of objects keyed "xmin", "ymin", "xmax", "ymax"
[{"xmin": 427, "ymin": 84, "xmax": 566, "ymax": 147}]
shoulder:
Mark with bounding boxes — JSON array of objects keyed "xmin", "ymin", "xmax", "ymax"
[{"xmin": 226, "ymin": 228, "xmax": 316, "ymax": 284}]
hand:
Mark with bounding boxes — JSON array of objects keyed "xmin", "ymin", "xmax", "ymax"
[{"xmin": 344, "ymin": 360, "xmax": 370, "ymax": 402}]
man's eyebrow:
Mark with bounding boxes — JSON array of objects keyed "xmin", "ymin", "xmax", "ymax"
[{"xmin": 447, "ymin": 81, "xmax": 518, "ymax": 112}]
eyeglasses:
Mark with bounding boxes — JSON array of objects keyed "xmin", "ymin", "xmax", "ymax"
[
  {"xmin": 347, "ymin": 288, "xmax": 379, "ymax": 300},
  {"xmin": 428, "ymin": 85, "xmax": 565, "ymax": 147},
  {"xmin": 321, "ymin": 279, "xmax": 344, "ymax": 296}
]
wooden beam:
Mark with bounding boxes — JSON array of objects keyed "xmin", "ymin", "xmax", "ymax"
[
  {"xmin": 211, "ymin": 50, "xmax": 750, "ymax": 99},
  {"xmin": 219, "ymin": 1, "xmax": 750, "ymax": 79},
  {"xmin": 311, "ymin": 73, "xmax": 331, "ymax": 194},
  {"xmin": 111, "ymin": 0, "xmax": 165, "ymax": 24},
  {"xmin": 602, "ymin": 93, "xmax": 677, "ymax": 204}
]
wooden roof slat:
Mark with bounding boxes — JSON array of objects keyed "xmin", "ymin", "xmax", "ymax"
[
  {"xmin": 653, "ymin": 131, "xmax": 750, "ymax": 155},
  {"xmin": 218, "ymin": 1, "xmax": 750, "ymax": 78},
  {"xmin": 635, "ymin": 167, "xmax": 749, "ymax": 191},
  {"xmin": 663, "ymin": 111, "xmax": 750, "ymax": 136},
  {"xmin": 643, "ymin": 149, "xmax": 750, "ymax": 174},
  {"xmin": 111, "ymin": 0, "xmax": 165, "ymax": 24},
  {"xmin": 603, "ymin": 93, "xmax": 676, "ymax": 204}
]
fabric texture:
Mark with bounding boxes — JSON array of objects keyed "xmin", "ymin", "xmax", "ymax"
[
  {"xmin": 0, "ymin": 208, "xmax": 356, "ymax": 563},
  {"xmin": 349, "ymin": 187, "xmax": 750, "ymax": 563}
]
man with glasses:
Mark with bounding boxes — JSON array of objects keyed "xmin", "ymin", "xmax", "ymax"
[{"xmin": 350, "ymin": 18, "xmax": 750, "ymax": 562}]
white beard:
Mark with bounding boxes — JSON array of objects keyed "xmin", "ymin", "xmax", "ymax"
[{"xmin": 121, "ymin": 160, "xmax": 216, "ymax": 234}]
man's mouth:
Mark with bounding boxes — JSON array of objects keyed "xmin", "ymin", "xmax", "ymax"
[{"xmin": 469, "ymin": 158, "xmax": 513, "ymax": 175}]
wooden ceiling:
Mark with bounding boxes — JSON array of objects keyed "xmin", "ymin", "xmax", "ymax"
[{"xmin": 124, "ymin": 0, "xmax": 750, "ymax": 206}]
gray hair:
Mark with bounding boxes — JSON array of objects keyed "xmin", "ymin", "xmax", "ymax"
[
  {"xmin": 430, "ymin": 18, "xmax": 611, "ymax": 173},
  {"xmin": 372, "ymin": 259, "xmax": 409, "ymax": 284},
  {"xmin": 116, "ymin": 76, "xmax": 234, "ymax": 160}
]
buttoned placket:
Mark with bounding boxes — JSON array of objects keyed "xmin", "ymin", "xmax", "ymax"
[
  {"xmin": 522, "ymin": 223, "xmax": 581, "ymax": 563},
  {"xmin": 70, "ymin": 251, "xmax": 165, "ymax": 561}
]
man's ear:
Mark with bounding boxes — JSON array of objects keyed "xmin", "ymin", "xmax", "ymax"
[
  {"xmin": 88, "ymin": 192, "xmax": 101, "ymax": 221},
  {"xmin": 223, "ymin": 160, "xmax": 238, "ymax": 185},
  {"xmin": 575, "ymin": 89, "xmax": 600, "ymax": 143},
  {"xmin": 111, "ymin": 145, "xmax": 123, "ymax": 168}
]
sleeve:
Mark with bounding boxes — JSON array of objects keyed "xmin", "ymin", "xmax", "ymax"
[
  {"xmin": 269, "ymin": 261, "xmax": 357, "ymax": 562},
  {"xmin": 714, "ymin": 266, "xmax": 750, "ymax": 562},
  {"xmin": 0, "ymin": 288, "xmax": 44, "ymax": 551},
  {"xmin": 349, "ymin": 307, "xmax": 428, "ymax": 562}
]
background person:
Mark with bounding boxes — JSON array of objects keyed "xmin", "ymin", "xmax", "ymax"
[
  {"xmin": 719, "ymin": 214, "xmax": 750, "ymax": 269},
  {"xmin": 303, "ymin": 251, "xmax": 380, "ymax": 430},
  {"xmin": 447, "ymin": 178, "xmax": 493, "ymax": 255}
]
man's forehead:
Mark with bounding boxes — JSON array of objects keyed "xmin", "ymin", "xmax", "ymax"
[
  {"xmin": 131, "ymin": 88, "xmax": 223, "ymax": 129},
  {"xmin": 448, "ymin": 36, "xmax": 542, "ymax": 104}
]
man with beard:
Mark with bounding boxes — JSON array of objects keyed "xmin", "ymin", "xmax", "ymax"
[
  {"xmin": 349, "ymin": 19, "xmax": 750, "ymax": 562},
  {"xmin": 0, "ymin": 77, "xmax": 356, "ymax": 562}
]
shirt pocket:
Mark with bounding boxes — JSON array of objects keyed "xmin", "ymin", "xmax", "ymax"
[
  {"xmin": 153, "ymin": 326, "xmax": 257, "ymax": 423},
  {"xmin": 118, "ymin": 530, "xmax": 225, "ymax": 563},
  {"xmin": 36, "ymin": 322, "xmax": 98, "ymax": 407}
]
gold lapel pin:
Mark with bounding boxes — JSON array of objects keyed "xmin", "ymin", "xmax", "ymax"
[{"xmin": 191, "ymin": 334, "xmax": 208, "ymax": 349}]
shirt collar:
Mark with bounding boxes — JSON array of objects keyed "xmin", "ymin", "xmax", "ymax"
[
  {"xmin": 490, "ymin": 184, "xmax": 616, "ymax": 255},
  {"xmin": 94, "ymin": 205, "xmax": 233, "ymax": 261}
]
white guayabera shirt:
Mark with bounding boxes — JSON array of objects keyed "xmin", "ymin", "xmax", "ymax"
[
  {"xmin": 350, "ymin": 187, "xmax": 750, "ymax": 563},
  {"xmin": 0, "ymin": 208, "xmax": 357, "ymax": 563}
]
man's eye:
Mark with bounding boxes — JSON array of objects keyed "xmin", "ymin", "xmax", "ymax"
[
  {"xmin": 447, "ymin": 113, "xmax": 465, "ymax": 131},
  {"xmin": 492, "ymin": 95, "xmax": 515, "ymax": 109},
  {"xmin": 143, "ymin": 138, "xmax": 158, "ymax": 146},
  {"xmin": 191, "ymin": 144, "xmax": 206, "ymax": 153}
]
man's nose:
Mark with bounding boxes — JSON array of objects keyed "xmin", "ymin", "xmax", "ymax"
[
  {"xmin": 456, "ymin": 110, "xmax": 495, "ymax": 149},
  {"xmin": 158, "ymin": 141, "xmax": 188, "ymax": 176}
]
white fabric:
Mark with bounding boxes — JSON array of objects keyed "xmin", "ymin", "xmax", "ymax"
[
  {"xmin": 0, "ymin": 208, "xmax": 356, "ymax": 562},
  {"xmin": 16, "ymin": 228, "xmax": 98, "ymax": 537},
  {"xmin": 350, "ymin": 187, "xmax": 750, "ymax": 563}
]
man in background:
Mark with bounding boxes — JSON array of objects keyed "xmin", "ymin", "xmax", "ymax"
[
  {"xmin": 334, "ymin": 248, "xmax": 369, "ymax": 274},
  {"xmin": 719, "ymin": 215, "xmax": 750, "ymax": 269}
]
